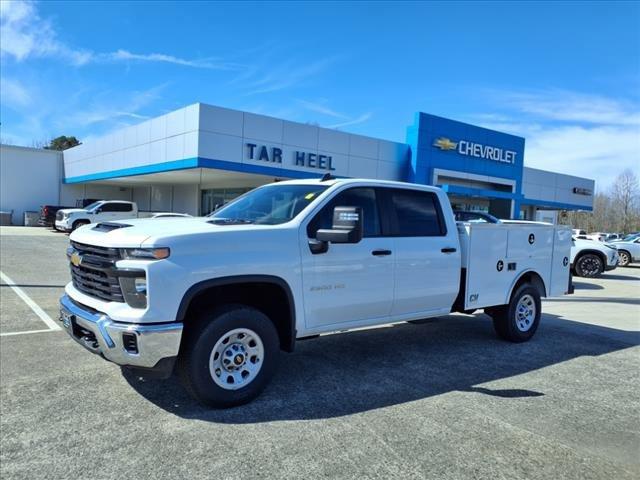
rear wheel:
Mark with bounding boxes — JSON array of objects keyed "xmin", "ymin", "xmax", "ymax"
[
  {"xmin": 178, "ymin": 305, "xmax": 279, "ymax": 408},
  {"xmin": 618, "ymin": 250, "xmax": 631, "ymax": 267},
  {"xmin": 489, "ymin": 284, "xmax": 541, "ymax": 342},
  {"xmin": 574, "ymin": 253, "xmax": 604, "ymax": 278}
]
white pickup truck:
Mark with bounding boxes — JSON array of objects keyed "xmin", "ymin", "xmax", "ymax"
[
  {"xmin": 55, "ymin": 200, "xmax": 148, "ymax": 232},
  {"xmin": 59, "ymin": 178, "xmax": 572, "ymax": 407}
]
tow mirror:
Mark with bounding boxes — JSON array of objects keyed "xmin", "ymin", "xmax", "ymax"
[{"xmin": 316, "ymin": 206, "xmax": 363, "ymax": 244}]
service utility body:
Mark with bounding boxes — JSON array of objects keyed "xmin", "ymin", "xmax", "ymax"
[{"xmin": 59, "ymin": 178, "xmax": 573, "ymax": 407}]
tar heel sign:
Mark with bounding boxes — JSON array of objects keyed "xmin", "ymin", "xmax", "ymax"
[{"xmin": 246, "ymin": 143, "xmax": 336, "ymax": 171}]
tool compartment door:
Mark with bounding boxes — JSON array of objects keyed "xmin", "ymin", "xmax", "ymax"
[
  {"xmin": 464, "ymin": 225, "xmax": 510, "ymax": 309},
  {"xmin": 549, "ymin": 226, "xmax": 572, "ymax": 296}
]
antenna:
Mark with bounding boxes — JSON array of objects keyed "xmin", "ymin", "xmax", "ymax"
[{"xmin": 320, "ymin": 172, "xmax": 334, "ymax": 182}]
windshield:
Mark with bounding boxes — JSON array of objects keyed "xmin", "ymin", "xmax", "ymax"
[
  {"xmin": 620, "ymin": 234, "xmax": 639, "ymax": 242},
  {"xmin": 208, "ymin": 184, "xmax": 328, "ymax": 225},
  {"xmin": 84, "ymin": 201, "xmax": 103, "ymax": 212}
]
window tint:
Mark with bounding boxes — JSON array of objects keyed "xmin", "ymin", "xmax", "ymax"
[
  {"xmin": 102, "ymin": 203, "xmax": 132, "ymax": 212},
  {"xmin": 307, "ymin": 188, "xmax": 380, "ymax": 238},
  {"xmin": 389, "ymin": 189, "xmax": 445, "ymax": 236}
]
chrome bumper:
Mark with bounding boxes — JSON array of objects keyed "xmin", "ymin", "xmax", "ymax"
[{"xmin": 59, "ymin": 294, "xmax": 183, "ymax": 370}]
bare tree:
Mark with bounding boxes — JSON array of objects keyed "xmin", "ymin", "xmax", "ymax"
[{"xmin": 610, "ymin": 169, "xmax": 639, "ymax": 234}]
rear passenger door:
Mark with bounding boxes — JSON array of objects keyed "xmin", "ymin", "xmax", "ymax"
[{"xmin": 382, "ymin": 188, "xmax": 460, "ymax": 317}]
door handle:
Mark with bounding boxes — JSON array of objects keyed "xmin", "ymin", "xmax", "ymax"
[
  {"xmin": 371, "ymin": 249, "xmax": 392, "ymax": 256},
  {"xmin": 441, "ymin": 247, "xmax": 457, "ymax": 253}
]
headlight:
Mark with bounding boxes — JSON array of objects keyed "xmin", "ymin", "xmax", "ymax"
[{"xmin": 121, "ymin": 247, "xmax": 170, "ymax": 260}]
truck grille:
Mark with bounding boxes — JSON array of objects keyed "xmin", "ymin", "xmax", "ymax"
[
  {"xmin": 56, "ymin": 211, "xmax": 64, "ymax": 221},
  {"xmin": 69, "ymin": 241, "xmax": 124, "ymax": 302}
]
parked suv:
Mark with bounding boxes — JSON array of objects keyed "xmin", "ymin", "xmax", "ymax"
[
  {"xmin": 570, "ymin": 237, "xmax": 619, "ymax": 277},
  {"xmin": 614, "ymin": 237, "xmax": 640, "ymax": 267}
]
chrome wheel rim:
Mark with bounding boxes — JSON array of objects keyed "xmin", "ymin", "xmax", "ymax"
[
  {"xmin": 579, "ymin": 256, "xmax": 601, "ymax": 277},
  {"xmin": 515, "ymin": 294, "xmax": 536, "ymax": 332},
  {"xmin": 619, "ymin": 252, "xmax": 630, "ymax": 266},
  {"xmin": 209, "ymin": 328, "xmax": 264, "ymax": 390}
]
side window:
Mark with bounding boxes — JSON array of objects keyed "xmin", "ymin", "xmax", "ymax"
[
  {"xmin": 100, "ymin": 203, "xmax": 117, "ymax": 212},
  {"xmin": 307, "ymin": 188, "xmax": 381, "ymax": 238},
  {"xmin": 119, "ymin": 203, "xmax": 133, "ymax": 212},
  {"xmin": 389, "ymin": 189, "xmax": 446, "ymax": 236}
]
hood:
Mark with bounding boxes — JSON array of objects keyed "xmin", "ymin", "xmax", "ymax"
[
  {"xmin": 59, "ymin": 208, "xmax": 88, "ymax": 215},
  {"xmin": 69, "ymin": 216, "xmax": 272, "ymax": 248}
]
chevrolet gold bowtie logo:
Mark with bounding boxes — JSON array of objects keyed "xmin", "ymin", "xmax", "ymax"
[
  {"xmin": 70, "ymin": 252, "xmax": 82, "ymax": 267},
  {"xmin": 433, "ymin": 137, "xmax": 458, "ymax": 151}
]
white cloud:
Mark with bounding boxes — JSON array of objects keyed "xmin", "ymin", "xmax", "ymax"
[
  {"xmin": 244, "ymin": 57, "xmax": 338, "ymax": 95},
  {"xmin": 326, "ymin": 112, "xmax": 373, "ymax": 129},
  {"xmin": 0, "ymin": 1, "xmax": 236, "ymax": 69},
  {"xmin": 104, "ymin": 49, "xmax": 242, "ymax": 70},
  {"xmin": 474, "ymin": 89, "xmax": 640, "ymax": 190},
  {"xmin": 0, "ymin": 76, "xmax": 32, "ymax": 107},
  {"xmin": 297, "ymin": 99, "xmax": 348, "ymax": 119},
  {"xmin": 0, "ymin": 0, "xmax": 91, "ymax": 65},
  {"xmin": 493, "ymin": 89, "xmax": 640, "ymax": 126}
]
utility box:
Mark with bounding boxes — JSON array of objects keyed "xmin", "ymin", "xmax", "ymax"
[
  {"xmin": 0, "ymin": 211, "xmax": 12, "ymax": 226},
  {"xmin": 24, "ymin": 211, "xmax": 40, "ymax": 226}
]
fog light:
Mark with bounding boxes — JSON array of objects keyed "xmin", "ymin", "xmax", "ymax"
[{"xmin": 134, "ymin": 278, "xmax": 147, "ymax": 294}]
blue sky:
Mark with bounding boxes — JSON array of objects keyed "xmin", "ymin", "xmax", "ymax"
[{"xmin": 1, "ymin": 0, "xmax": 639, "ymax": 188}]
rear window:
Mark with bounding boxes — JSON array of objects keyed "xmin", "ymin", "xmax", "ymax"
[{"xmin": 388, "ymin": 189, "xmax": 446, "ymax": 237}]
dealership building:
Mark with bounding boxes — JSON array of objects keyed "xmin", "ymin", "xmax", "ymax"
[{"xmin": 1, "ymin": 102, "xmax": 594, "ymax": 225}]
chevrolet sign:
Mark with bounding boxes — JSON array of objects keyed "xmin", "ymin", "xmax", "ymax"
[{"xmin": 433, "ymin": 137, "xmax": 517, "ymax": 164}]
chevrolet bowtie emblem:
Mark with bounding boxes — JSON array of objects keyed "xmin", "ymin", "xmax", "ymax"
[
  {"xmin": 433, "ymin": 137, "xmax": 458, "ymax": 151},
  {"xmin": 70, "ymin": 252, "xmax": 82, "ymax": 267}
]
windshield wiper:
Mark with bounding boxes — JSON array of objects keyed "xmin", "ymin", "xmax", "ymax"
[{"xmin": 208, "ymin": 218, "xmax": 254, "ymax": 225}]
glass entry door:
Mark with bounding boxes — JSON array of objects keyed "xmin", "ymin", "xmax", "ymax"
[{"xmin": 201, "ymin": 188, "xmax": 250, "ymax": 215}]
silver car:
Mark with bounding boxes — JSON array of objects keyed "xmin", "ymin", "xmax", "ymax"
[{"xmin": 614, "ymin": 236, "xmax": 640, "ymax": 266}]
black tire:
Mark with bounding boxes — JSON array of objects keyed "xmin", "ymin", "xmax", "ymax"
[
  {"xmin": 178, "ymin": 304, "xmax": 279, "ymax": 408},
  {"xmin": 72, "ymin": 220, "xmax": 90, "ymax": 231},
  {"xmin": 489, "ymin": 284, "xmax": 541, "ymax": 343},
  {"xmin": 618, "ymin": 250, "xmax": 631, "ymax": 267},
  {"xmin": 574, "ymin": 253, "xmax": 604, "ymax": 278}
]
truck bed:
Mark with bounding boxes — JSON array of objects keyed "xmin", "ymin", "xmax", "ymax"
[{"xmin": 457, "ymin": 222, "xmax": 572, "ymax": 310}]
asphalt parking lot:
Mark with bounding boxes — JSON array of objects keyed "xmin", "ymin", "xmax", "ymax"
[{"xmin": 1, "ymin": 227, "xmax": 639, "ymax": 480}]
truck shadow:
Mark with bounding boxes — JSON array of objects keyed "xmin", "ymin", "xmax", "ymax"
[{"xmin": 123, "ymin": 313, "xmax": 639, "ymax": 423}]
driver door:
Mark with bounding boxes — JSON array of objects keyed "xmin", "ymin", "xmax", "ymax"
[{"xmin": 300, "ymin": 187, "xmax": 394, "ymax": 330}]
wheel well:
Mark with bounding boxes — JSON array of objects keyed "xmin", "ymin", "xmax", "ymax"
[
  {"xmin": 179, "ymin": 279, "xmax": 295, "ymax": 352},
  {"xmin": 72, "ymin": 219, "xmax": 89, "ymax": 228},
  {"xmin": 510, "ymin": 271, "xmax": 547, "ymax": 301},
  {"xmin": 575, "ymin": 249, "xmax": 606, "ymax": 266},
  {"xmin": 617, "ymin": 249, "xmax": 631, "ymax": 258}
]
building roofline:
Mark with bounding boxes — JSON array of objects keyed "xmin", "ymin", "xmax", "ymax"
[{"xmin": 0, "ymin": 143, "xmax": 62, "ymax": 155}]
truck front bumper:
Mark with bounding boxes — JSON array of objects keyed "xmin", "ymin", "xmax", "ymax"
[
  {"xmin": 59, "ymin": 294, "xmax": 183, "ymax": 376},
  {"xmin": 55, "ymin": 219, "xmax": 72, "ymax": 232}
]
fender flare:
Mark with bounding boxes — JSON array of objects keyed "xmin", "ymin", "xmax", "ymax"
[
  {"xmin": 505, "ymin": 270, "xmax": 547, "ymax": 305},
  {"xmin": 176, "ymin": 274, "xmax": 297, "ymax": 351}
]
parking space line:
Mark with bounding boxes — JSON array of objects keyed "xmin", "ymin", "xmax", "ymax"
[
  {"xmin": 0, "ymin": 270, "xmax": 61, "ymax": 332},
  {"xmin": 0, "ymin": 329, "xmax": 57, "ymax": 337}
]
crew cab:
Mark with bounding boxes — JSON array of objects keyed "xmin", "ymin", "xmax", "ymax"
[
  {"xmin": 55, "ymin": 200, "xmax": 145, "ymax": 231},
  {"xmin": 59, "ymin": 178, "xmax": 572, "ymax": 407},
  {"xmin": 570, "ymin": 237, "xmax": 619, "ymax": 277}
]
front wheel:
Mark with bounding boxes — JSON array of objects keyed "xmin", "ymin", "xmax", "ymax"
[
  {"xmin": 489, "ymin": 284, "xmax": 541, "ymax": 342},
  {"xmin": 574, "ymin": 253, "xmax": 603, "ymax": 278},
  {"xmin": 178, "ymin": 305, "xmax": 280, "ymax": 408},
  {"xmin": 72, "ymin": 220, "xmax": 90, "ymax": 231},
  {"xmin": 618, "ymin": 250, "xmax": 631, "ymax": 267}
]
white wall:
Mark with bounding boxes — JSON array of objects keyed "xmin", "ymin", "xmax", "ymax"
[
  {"xmin": 172, "ymin": 184, "xmax": 199, "ymax": 215},
  {"xmin": 523, "ymin": 167, "xmax": 594, "ymax": 209},
  {"xmin": 0, "ymin": 145, "xmax": 62, "ymax": 225},
  {"xmin": 63, "ymin": 103, "xmax": 411, "ymax": 183}
]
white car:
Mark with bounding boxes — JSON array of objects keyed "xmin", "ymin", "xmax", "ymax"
[
  {"xmin": 613, "ymin": 237, "xmax": 640, "ymax": 267},
  {"xmin": 59, "ymin": 178, "xmax": 572, "ymax": 407},
  {"xmin": 570, "ymin": 237, "xmax": 619, "ymax": 277}
]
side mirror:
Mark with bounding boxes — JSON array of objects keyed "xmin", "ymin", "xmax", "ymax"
[{"xmin": 316, "ymin": 206, "xmax": 363, "ymax": 244}]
